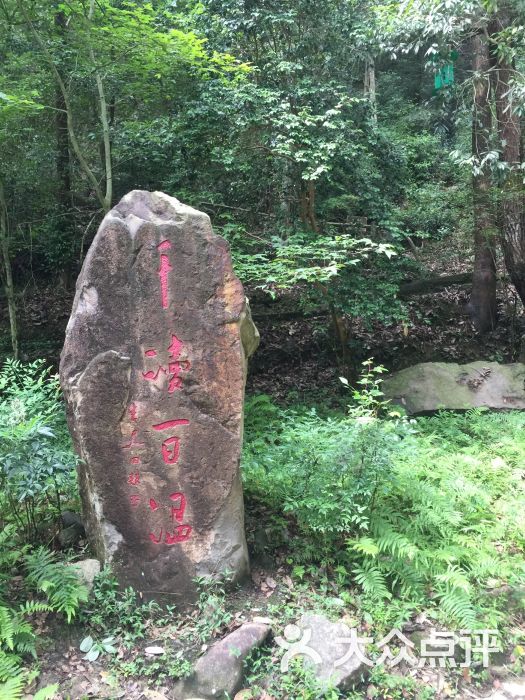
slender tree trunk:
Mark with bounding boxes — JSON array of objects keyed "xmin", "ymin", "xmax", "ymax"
[
  {"xmin": 469, "ymin": 32, "xmax": 497, "ymax": 333},
  {"xmin": 298, "ymin": 180, "xmax": 319, "ymax": 232},
  {"xmin": 0, "ymin": 179, "xmax": 19, "ymax": 359},
  {"xmin": 54, "ymin": 9, "xmax": 71, "ymax": 209},
  {"xmin": 55, "ymin": 7, "xmax": 74, "ymax": 288},
  {"xmin": 489, "ymin": 12, "xmax": 525, "ymax": 305},
  {"xmin": 364, "ymin": 57, "xmax": 377, "ymax": 124},
  {"xmin": 306, "ymin": 180, "xmax": 319, "ymax": 233},
  {"xmin": 89, "ymin": 0, "xmax": 112, "ymax": 211}
]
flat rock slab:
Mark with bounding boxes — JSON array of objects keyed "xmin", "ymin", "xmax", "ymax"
[
  {"xmin": 173, "ymin": 622, "xmax": 270, "ymax": 699},
  {"xmin": 60, "ymin": 191, "xmax": 259, "ymax": 602},
  {"xmin": 383, "ymin": 362, "xmax": 525, "ymax": 414}
]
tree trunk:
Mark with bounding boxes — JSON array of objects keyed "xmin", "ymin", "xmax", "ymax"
[
  {"xmin": 469, "ymin": 32, "xmax": 497, "ymax": 333},
  {"xmin": 89, "ymin": 0, "xmax": 112, "ymax": 212},
  {"xmin": 54, "ymin": 9, "xmax": 72, "ymax": 210},
  {"xmin": 489, "ymin": 12, "xmax": 525, "ymax": 305},
  {"xmin": 299, "ymin": 180, "xmax": 319, "ymax": 232},
  {"xmin": 18, "ymin": 0, "xmax": 109, "ymax": 212},
  {"xmin": 398, "ymin": 272, "xmax": 472, "ymax": 297},
  {"xmin": 0, "ymin": 179, "xmax": 19, "ymax": 359},
  {"xmin": 364, "ymin": 57, "xmax": 377, "ymax": 124}
]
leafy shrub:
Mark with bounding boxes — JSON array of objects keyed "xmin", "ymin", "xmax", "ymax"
[
  {"xmin": 0, "ymin": 359, "xmax": 77, "ymax": 540},
  {"xmin": 242, "ymin": 388, "xmax": 525, "ymax": 630},
  {"xmin": 0, "ymin": 360, "xmax": 86, "ymax": 698},
  {"xmin": 82, "ymin": 569, "xmax": 165, "ymax": 645}
]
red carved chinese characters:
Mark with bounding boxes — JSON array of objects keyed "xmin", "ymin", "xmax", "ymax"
[
  {"xmin": 169, "ymin": 492, "xmax": 186, "ymax": 522},
  {"xmin": 127, "ymin": 471, "xmax": 140, "ymax": 486},
  {"xmin": 120, "ymin": 239, "xmax": 194, "ymax": 547},
  {"xmin": 148, "ymin": 492, "xmax": 191, "ymax": 545},
  {"xmin": 142, "ymin": 334, "xmax": 191, "ymax": 393},
  {"xmin": 149, "ymin": 524, "xmax": 192, "ymax": 546},
  {"xmin": 153, "ymin": 419, "xmax": 189, "ymax": 465}
]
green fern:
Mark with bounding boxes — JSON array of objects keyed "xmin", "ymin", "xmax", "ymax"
[
  {"xmin": 0, "ymin": 674, "xmax": 26, "ymax": 700},
  {"xmin": 437, "ymin": 587, "xmax": 477, "ymax": 628},
  {"xmin": 353, "ymin": 561, "xmax": 392, "ymax": 600},
  {"xmin": 0, "ymin": 648, "xmax": 22, "ymax": 682},
  {"xmin": 349, "ymin": 536, "xmax": 379, "ymax": 557},
  {"xmin": 24, "ymin": 548, "xmax": 89, "ymax": 622},
  {"xmin": 372, "ymin": 520, "xmax": 419, "ymax": 561}
]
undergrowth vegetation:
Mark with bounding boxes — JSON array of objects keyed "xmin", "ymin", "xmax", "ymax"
[
  {"xmin": 243, "ymin": 386, "xmax": 525, "ymax": 632},
  {"xmin": 2, "ymin": 357, "xmax": 525, "ymax": 697},
  {"xmin": 0, "ymin": 360, "xmax": 84, "ymax": 699},
  {"xmin": 0, "ymin": 359, "xmax": 77, "ymax": 540}
]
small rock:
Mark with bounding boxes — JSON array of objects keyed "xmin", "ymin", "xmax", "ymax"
[
  {"xmin": 174, "ymin": 622, "xmax": 270, "ymax": 699},
  {"xmin": 68, "ymin": 558, "xmax": 101, "ymax": 592},
  {"xmin": 276, "ymin": 613, "xmax": 368, "ymax": 691},
  {"xmin": 145, "ymin": 646, "xmax": 165, "ymax": 656},
  {"xmin": 61, "ymin": 510, "xmax": 84, "ymax": 529},
  {"xmin": 143, "ymin": 690, "xmax": 170, "ymax": 699},
  {"xmin": 59, "ymin": 523, "xmax": 85, "ymax": 548},
  {"xmin": 252, "ymin": 616, "xmax": 273, "ymax": 625},
  {"xmin": 501, "ymin": 680, "xmax": 525, "ymax": 698}
]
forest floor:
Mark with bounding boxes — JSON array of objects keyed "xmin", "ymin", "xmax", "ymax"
[{"xmin": 29, "ymin": 559, "xmax": 525, "ymax": 700}]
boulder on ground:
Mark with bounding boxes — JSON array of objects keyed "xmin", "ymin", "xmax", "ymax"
[
  {"xmin": 383, "ymin": 361, "xmax": 525, "ymax": 415},
  {"xmin": 173, "ymin": 622, "xmax": 270, "ymax": 699},
  {"xmin": 60, "ymin": 191, "xmax": 259, "ymax": 603},
  {"xmin": 68, "ymin": 559, "xmax": 101, "ymax": 592},
  {"xmin": 276, "ymin": 613, "xmax": 368, "ymax": 691}
]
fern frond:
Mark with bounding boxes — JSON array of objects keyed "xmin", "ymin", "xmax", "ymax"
[
  {"xmin": 0, "ymin": 672, "xmax": 26, "ymax": 700},
  {"xmin": 436, "ymin": 565, "xmax": 471, "ymax": 592},
  {"xmin": 34, "ymin": 684, "xmax": 59, "ymax": 700},
  {"xmin": 24, "ymin": 548, "xmax": 89, "ymax": 622},
  {"xmin": 349, "ymin": 536, "xmax": 379, "ymax": 557},
  {"xmin": 353, "ymin": 561, "xmax": 391, "ymax": 600},
  {"xmin": 0, "ymin": 608, "xmax": 15, "ymax": 650},
  {"xmin": 0, "ymin": 649, "xmax": 22, "ymax": 683},
  {"xmin": 437, "ymin": 587, "xmax": 477, "ymax": 628},
  {"xmin": 372, "ymin": 521, "xmax": 419, "ymax": 561}
]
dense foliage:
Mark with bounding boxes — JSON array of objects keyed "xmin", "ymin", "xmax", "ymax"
[
  {"xmin": 1, "ymin": 0, "xmax": 495, "ymax": 361},
  {"xmin": 0, "ymin": 360, "xmax": 85, "ymax": 698},
  {"xmin": 243, "ymin": 391, "xmax": 525, "ymax": 631}
]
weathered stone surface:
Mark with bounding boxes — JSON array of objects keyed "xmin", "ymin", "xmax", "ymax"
[
  {"xmin": 383, "ymin": 361, "xmax": 525, "ymax": 414},
  {"xmin": 276, "ymin": 613, "xmax": 367, "ymax": 690},
  {"xmin": 68, "ymin": 558, "xmax": 101, "ymax": 592},
  {"xmin": 60, "ymin": 191, "xmax": 259, "ymax": 602},
  {"xmin": 173, "ymin": 622, "xmax": 270, "ymax": 699}
]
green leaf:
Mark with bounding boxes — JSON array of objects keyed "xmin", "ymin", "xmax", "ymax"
[
  {"xmin": 79, "ymin": 636, "xmax": 93, "ymax": 653},
  {"xmin": 34, "ymin": 685, "xmax": 59, "ymax": 700},
  {"xmin": 84, "ymin": 647, "xmax": 100, "ymax": 662}
]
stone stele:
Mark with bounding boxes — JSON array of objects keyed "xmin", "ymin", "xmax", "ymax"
[{"xmin": 60, "ymin": 191, "xmax": 259, "ymax": 602}]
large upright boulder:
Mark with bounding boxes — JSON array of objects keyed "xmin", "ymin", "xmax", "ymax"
[{"xmin": 60, "ymin": 191, "xmax": 259, "ymax": 602}]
